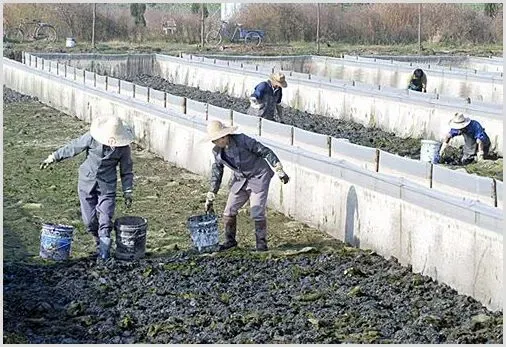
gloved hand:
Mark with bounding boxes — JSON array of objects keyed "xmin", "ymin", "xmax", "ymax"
[
  {"xmin": 438, "ymin": 142, "xmax": 448, "ymax": 157},
  {"xmin": 249, "ymin": 96, "xmax": 263, "ymax": 109},
  {"xmin": 124, "ymin": 191, "xmax": 133, "ymax": 208},
  {"xmin": 476, "ymin": 151, "xmax": 485, "ymax": 162},
  {"xmin": 274, "ymin": 163, "xmax": 289, "ymax": 184},
  {"xmin": 205, "ymin": 191, "xmax": 215, "ymax": 213},
  {"xmin": 40, "ymin": 154, "xmax": 55, "ymax": 170}
]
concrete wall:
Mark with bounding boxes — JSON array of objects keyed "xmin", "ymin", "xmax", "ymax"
[
  {"xmin": 311, "ymin": 55, "xmax": 503, "ymax": 104},
  {"xmin": 153, "ymin": 54, "xmax": 503, "ymax": 154},
  {"xmin": 4, "ymin": 57, "xmax": 502, "ymax": 311},
  {"xmin": 23, "ymin": 54, "xmax": 504, "ymax": 206},
  {"xmin": 30, "ymin": 53, "xmax": 154, "ymax": 79},
  {"xmin": 30, "ymin": 52, "xmax": 503, "ymax": 154},
  {"xmin": 198, "ymin": 53, "xmax": 503, "ymax": 103},
  {"xmin": 366, "ymin": 55, "xmax": 503, "ymax": 73}
]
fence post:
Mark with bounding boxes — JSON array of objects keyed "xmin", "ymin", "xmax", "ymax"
[
  {"xmin": 492, "ymin": 178, "xmax": 498, "ymax": 207},
  {"xmin": 229, "ymin": 109, "xmax": 234, "ymax": 126},
  {"xmin": 183, "ymin": 97, "xmax": 187, "ymax": 115},
  {"xmin": 429, "ymin": 164, "xmax": 434, "ymax": 188},
  {"xmin": 94, "ymin": 72, "xmax": 97, "ymax": 87},
  {"xmin": 133, "ymin": 84, "xmax": 136, "ymax": 98},
  {"xmin": 163, "ymin": 92, "xmax": 167, "ymax": 108},
  {"xmin": 147, "ymin": 87, "xmax": 150, "ymax": 103},
  {"xmin": 327, "ymin": 136, "xmax": 332, "ymax": 157},
  {"xmin": 290, "ymin": 127, "xmax": 294, "ymax": 146},
  {"xmin": 374, "ymin": 149, "xmax": 380, "ymax": 172},
  {"xmin": 83, "ymin": 69, "xmax": 85, "ymax": 84},
  {"xmin": 105, "ymin": 76, "xmax": 108, "ymax": 91}
]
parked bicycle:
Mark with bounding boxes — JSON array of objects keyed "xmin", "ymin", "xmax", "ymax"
[
  {"xmin": 5, "ymin": 18, "xmax": 57, "ymax": 43},
  {"xmin": 206, "ymin": 21, "xmax": 264, "ymax": 47}
]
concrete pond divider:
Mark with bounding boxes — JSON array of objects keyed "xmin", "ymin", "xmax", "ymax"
[
  {"xmin": 198, "ymin": 53, "xmax": 503, "ymax": 103},
  {"xmin": 27, "ymin": 52, "xmax": 503, "ymax": 155},
  {"xmin": 18, "ymin": 53, "xmax": 504, "ymax": 207},
  {"xmin": 4, "ymin": 57, "xmax": 503, "ymax": 310}
]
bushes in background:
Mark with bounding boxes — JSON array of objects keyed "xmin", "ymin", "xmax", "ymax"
[{"xmin": 3, "ymin": 3, "xmax": 502, "ymax": 45}]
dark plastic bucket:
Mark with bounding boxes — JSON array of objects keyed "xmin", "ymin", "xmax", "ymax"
[
  {"xmin": 187, "ymin": 213, "xmax": 220, "ymax": 253},
  {"xmin": 114, "ymin": 216, "xmax": 148, "ymax": 261},
  {"xmin": 40, "ymin": 223, "xmax": 74, "ymax": 261}
]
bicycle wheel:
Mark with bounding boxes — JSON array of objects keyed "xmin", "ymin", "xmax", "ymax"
[
  {"xmin": 35, "ymin": 24, "xmax": 57, "ymax": 42},
  {"xmin": 205, "ymin": 30, "xmax": 222, "ymax": 46},
  {"xmin": 5, "ymin": 28, "xmax": 24, "ymax": 43},
  {"xmin": 244, "ymin": 32, "xmax": 262, "ymax": 46}
]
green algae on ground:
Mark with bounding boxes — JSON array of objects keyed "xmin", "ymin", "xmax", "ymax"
[{"xmin": 3, "ymin": 99, "xmax": 339, "ymax": 264}]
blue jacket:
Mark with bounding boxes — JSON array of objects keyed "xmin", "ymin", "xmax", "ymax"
[
  {"xmin": 247, "ymin": 80, "xmax": 283, "ymax": 120},
  {"xmin": 449, "ymin": 120, "xmax": 490, "ymax": 144}
]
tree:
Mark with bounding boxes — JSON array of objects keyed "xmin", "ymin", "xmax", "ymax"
[
  {"xmin": 130, "ymin": 3, "xmax": 146, "ymax": 26},
  {"xmin": 484, "ymin": 3, "xmax": 500, "ymax": 18},
  {"xmin": 191, "ymin": 3, "xmax": 208, "ymax": 18}
]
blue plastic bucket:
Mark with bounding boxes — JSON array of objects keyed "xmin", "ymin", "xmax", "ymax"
[
  {"xmin": 187, "ymin": 214, "xmax": 220, "ymax": 253},
  {"xmin": 40, "ymin": 223, "xmax": 74, "ymax": 261}
]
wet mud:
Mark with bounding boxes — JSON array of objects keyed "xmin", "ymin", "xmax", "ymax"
[
  {"xmin": 3, "ymin": 87, "xmax": 503, "ymax": 344},
  {"xmin": 3, "ymin": 250, "xmax": 503, "ymax": 344}
]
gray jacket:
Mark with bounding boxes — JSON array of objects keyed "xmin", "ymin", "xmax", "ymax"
[
  {"xmin": 52, "ymin": 132, "xmax": 133, "ymax": 195},
  {"xmin": 210, "ymin": 134, "xmax": 281, "ymax": 194}
]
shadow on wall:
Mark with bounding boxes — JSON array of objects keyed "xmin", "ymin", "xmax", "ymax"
[{"xmin": 345, "ymin": 185, "xmax": 360, "ymax": 248}]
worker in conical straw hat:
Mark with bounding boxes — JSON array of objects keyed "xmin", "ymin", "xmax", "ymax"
[
  {"xmin": 204, "ymin": 120, "xmax": 290, "ymax": 252},
  {"xmin": 439, "ymin": 112, "xmax": 491, "ymax": 164},
  {"xmin": 40, "ymin": 115, "xmax": 135, "ymax": 261},
  {"xmin": 247, "ymin": 72, "xmax": 288, "ymax": 121}
]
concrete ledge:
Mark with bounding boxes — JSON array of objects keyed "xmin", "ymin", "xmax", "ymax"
[
  {"xmin": 261, "ymin": 119, "xmax": 292, "ymax": 145},
  {"xmin": 186, "ymin": 99, "xmax": 207, "ymax": 120},
  {"xmin": 134, "ymin": 85, "xmax": 149, "ymax": 103},
  {"xmin": 233, "ymin": 111, "xmax": 260, "ymax": 136},
  {"xmin": 208, "ymin": 104, "xmax": 232, "ymax": 125}
]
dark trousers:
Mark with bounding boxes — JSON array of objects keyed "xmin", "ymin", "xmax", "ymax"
[{"xmin": 78, "ymin": 182, "xmax": 116, "ymax": 239}]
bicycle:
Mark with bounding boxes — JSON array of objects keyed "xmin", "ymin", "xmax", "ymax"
[
  {"xmin": 5, "ymin": 18, "xmax": 57, "ymax": 43},
  {"xmin": 206, "ymin": 21, "xmax": 264, "ymax": 47}
]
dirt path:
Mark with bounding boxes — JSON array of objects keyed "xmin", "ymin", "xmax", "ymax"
[{"xmin": 3, "ymin": 88, "xmax": 503, "ymax": 344}]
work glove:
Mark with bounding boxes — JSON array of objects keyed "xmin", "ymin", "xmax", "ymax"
[
  {"xmin": 274, "ymin": 163, "xmax": 290, "ymax": 184},
  {"xmin": 438, "ymin": 142, "xmax": 448, "ymax": 157},
  {"xmin": 124, "ymin": 191, "xmax": 133, "ymax": 209},
  {"xmin": 249, "ymin": 96, "xmax": 263, "ymax": 109},
  {"xmin": 40, "ymin": 154, "xmax": 55, "ymax": 170},
  {"xmin": 476, "ymin": 151, "xmax": 485, "ymax": 162},
  {"xmin": 205, "ymin": 191, "xmax": 215, "ymax": 213}
]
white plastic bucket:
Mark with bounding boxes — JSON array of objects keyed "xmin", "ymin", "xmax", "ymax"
[
  {"xmin": 66, "ymin": 37, "xmax": 76, "ymax": 48},
  {"xmin": 420, "ymin": 140, "xmax": 441, "ymax": 163}
]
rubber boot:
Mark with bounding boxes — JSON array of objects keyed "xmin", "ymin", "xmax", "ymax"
[
  {"xmin": 219, "ymin": 215, "xmax": 238, "ymax": 251},
  {"xmin": 88, "ymin": 229, "xmax": 100, "ymax": 256},
  {"xmin": 98, "ymin": 237, "xmax": 112, "ymax": 260},
  {"xmin": 254, "ymin": 220, "xmax": 268, "ymax": 252}
]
